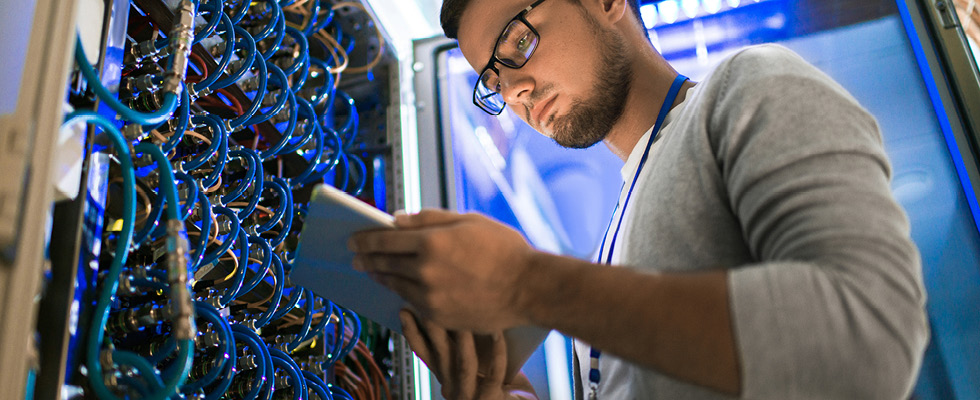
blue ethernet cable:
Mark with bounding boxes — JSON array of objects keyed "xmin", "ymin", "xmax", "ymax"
[
  {"xmin": 287, "ymin": 289, "xmax": 315, "ymax": 351},
  {"xmin": 269, "ymin": 348, "xmax": 308, "ymax": 400},
  {"xmin": 298, "ymin": 127, "xmax": 343, "ymax": 186},
  {"xmin": 132, "ymin": 183, "xmax": 164, "ymax": 245},
  {"xmin": 161, "ymin": 88, "xmax": 190, "ymax": 154},
  {"xmin": 222, "ymin": 150, "xmax": 259, "ymax": 204},
  {"xmin": 219, "ymin": 227, "xmax": 251, "ymax": 306},
  {"xmin": 114, "ymin": 350, "xmax": 166, "ymax": 392},
  {"xmin": 134, "ymin": 143, "xmax": 183, "ymax": 222},
  {"xmin": 338, "ymin": 308, "xmax": 361, "ymax": 361},
  {"xmin": 174, "ymin": 172, "xmax": 200, "ymax": 221},
  {"xmin": 227, "ymin": 0, "xmax": 250, "ymax": 25},
  {"xmin": 333, "ymin": 91, "xmax": 359, "ymax": 148},
  {"xmin": 255, "ymin": 178, "xmax": 291, "ymax": 233},
  {"xmin": 145, "ymin": 337, "xmax": 178, "ymax": 365},
  {"xmin": 233, "ymin": 148, "xmax": 265, "ymax": 220},
  {"xmin": 182, "ymin": 301, "xmax": 236, "ymax": 392},
  {"xmin": 253, "ymin": 252, "xmax": 285, "ymax": 328},
  {"xmin": 231, "ymin": 325, "xmax": 271, "ymax": 400},
  {"xmin": 64, "ymin": 111, "xmax": 136, "ymax": 399},
  {"xmin": 270, "ymin": 286, "xmax": 304, "ymax": 322},
  {"xmin": 239, "ymin": 235, "xmax": 273, "ymax": 295},
  {"xmin": 290, "ymin": 50, "xmax": 312, "ymax": 94},
  {"xmin": 260, "ymin": 4, "xmax": 287, "ymax": 60},
  {"xmin": 183, "ymin": 115, "xmax": 225, "ymax": 171},
  {"xmin": 252, "ymin": 0, "xmax": 283, "ymax": 43},
  {"xmin": 329, "ymin": 384, "xmax": 356, "ymax": 400},
  {"xmin": 192, "ymin": 0, "xmax": 222, "ymax": 45},
  {"xmin": 278, "ymin": 98, "xmax": 319, "ymax": 154},
  {"xmin": 281, "ymin": 27, "xmax": 310, "ymax": 78},
  {"xmin": 334, "ymin": 152, "xmax": 352, "ymax": 193},
  {"xmin": 341, "ymin": 27, "xmax": 356, "ymax": 55},
  {"xmin": 75, "ymin": 36, "xmax": 179, "ymax": 126},
  {"xmin": 257, "ymin": 87, "xmax": 299, "ymax": 159},
  {"xmin": 229, "ymin": 56, "xmax": 268, "ymax": 129},
  {"xmin": 307, "ymin": 57, "xmax": 336, "ymax": 106},
  {"xmin": 133, "ymin": 144, "xmax": 197, "ymax": 400},
  {"xmin": 189, "ymin": 187, "xmax": 213, "ymax": 268},
  {"xmin": 199, "ymin": 207, "xmax": 242, "ymax": 267},
  {"xmin": 299, "ymin": 0, "xmax": 321, "ymax": 35},
  {"xmin": 193, "ymin": 13, "xmax": 236, "ymax": 92},
  {"xmin": 211, "ymin": 26, "xmax": 257, "ymax": 90},
  {"xmin": 247, "ymin": 62, "xmax": 294, "ymax": 131},
  {"xmin": 309, "ymin": 6, "xmax": 334, "ymax": 34},
  {"xmin": 69, "ymin": 113, "xmax": 192, "ymax": 400},
  {"xmin": 270, "ymin": 356, "xmax": 303, "ymax": 400},
  {"xmin": 292, "ymin": 122, "xmax": 326, "ymax": 186},
  {"xmin": 201, "ymin": 127, "xmax": 228, "ymax": 190},
  {"xmin": 300, "ymin": 299, "xmax": 334, "ymax": 343},
  {"xmin": 302, "ymin": 370, "xmax": 334, "ymax": 400},
  {"xmin": 325, "ymin": 302, "xmax": 345, "ymax": 366},
  {"xmin": 300, "ymin": 0, "xmax": 331, "ymax": 37},
  {"xmin": 346, "ymin": 153, "xmax": 368, "ymax": 196},
  {"xmin": 267, "ymin": 177, "xmax": 294, "ymax": 247}
]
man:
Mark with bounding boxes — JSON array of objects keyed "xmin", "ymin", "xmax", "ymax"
[{"xmin": 348, "ymin": 0, "xmax": 929, "ymax": 398}]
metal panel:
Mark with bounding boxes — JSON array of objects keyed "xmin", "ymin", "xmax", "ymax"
[{"xmin": 0, "ymin": 0, "xmax": 82, "ymax": 397}]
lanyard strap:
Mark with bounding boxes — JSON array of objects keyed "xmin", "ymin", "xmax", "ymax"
[
  {"xmin": 596, "ymin": 74, "xmax": 688, "ymax": 266},
  {"xmin": 588, "ymin": 74, "xmax": 688, "ymax": 398}
]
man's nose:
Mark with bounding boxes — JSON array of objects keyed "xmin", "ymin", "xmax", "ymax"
[{"xmin": 499, "ymin": 68, "xmax": 534, "ymax": 106}]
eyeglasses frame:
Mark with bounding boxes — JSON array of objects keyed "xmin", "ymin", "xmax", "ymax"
[{"xmin": 472, "ymin": 0, "xmax": 550, "ymax": 115}]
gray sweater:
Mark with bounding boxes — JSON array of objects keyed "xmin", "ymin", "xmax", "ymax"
[{"xmin": 573, "ymin": 44, "xmax": 928, "ymax": 399}]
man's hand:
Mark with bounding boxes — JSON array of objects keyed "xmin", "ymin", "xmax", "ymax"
[
  {"xmin": 349, "ymin": 209, "xmax": 534, "ymax": 332},
  {"xmin": 399, "ymin": 310, "xmax": 538, "ymax": 400}
]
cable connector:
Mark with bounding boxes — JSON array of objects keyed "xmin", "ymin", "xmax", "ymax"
[
  {"xmin": 122, "ymin": 123, "xmax": 145, "ymax": 142},
  {"xmin": 131, "ymin": 39, "xmax": 160, "ymax": 62},
  {"xmin": 163, "ymin": 0, "xmax": 197, "ymax": 95},
  {"xmin": 166, "ymin": 219, "xmax": 196, "ymax": 340}
]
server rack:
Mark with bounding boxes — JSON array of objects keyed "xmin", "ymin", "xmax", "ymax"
[{"xmin": 0, "ymin": 0, "xmax": 427, "ymax": 397}]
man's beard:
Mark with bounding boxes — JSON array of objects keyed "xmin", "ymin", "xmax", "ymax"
[{"xmin": 549, "ymin": 29, "xmax": 633, "ymax": 149}]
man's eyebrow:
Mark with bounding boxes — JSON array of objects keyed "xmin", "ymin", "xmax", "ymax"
[
  {"xmin": 484, "ymin": 17, "xmax": 509, "ymax": 57},
  {"xmin": 483, "ymin": 5, "xmax": 522, "ymax": 58}
]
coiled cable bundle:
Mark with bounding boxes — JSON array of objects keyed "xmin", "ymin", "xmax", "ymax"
[{"xmin": 65, "ymin": 0, "xmax": 394, "ymax": 397}]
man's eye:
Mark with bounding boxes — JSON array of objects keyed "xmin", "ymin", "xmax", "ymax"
[{"xmin": 517, "ymin": 34, "xmax": 531, "ymax": 52}]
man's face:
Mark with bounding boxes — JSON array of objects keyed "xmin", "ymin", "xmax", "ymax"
[{"xmin": 457, "ymin": 0, "xmax": 633, "ymax": 149}]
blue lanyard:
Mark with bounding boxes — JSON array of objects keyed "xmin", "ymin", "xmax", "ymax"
[{"xmin": 587, "ymin": 74, "xmax": 688, "ymax": 398}]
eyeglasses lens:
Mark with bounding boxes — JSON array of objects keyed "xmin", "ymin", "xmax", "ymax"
[
  {"xmin": 497, "ymin": 20, "xmax": 538, "ymax": 68},
  {"xmin": 473, "ymin": 18, "xmax": 539, "ymax": 115},
  {"xmin": 475, "ymin": 68, "xmax": 506, "ymax": 114}
]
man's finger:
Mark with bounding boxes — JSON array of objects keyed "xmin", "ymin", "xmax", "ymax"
[
  {"xmin": 394, "ymin": 208, "xmax": 465, "ymax": 229},
  {"xmin": 485, "ymin": 332, "xmax": 508, "ymax": 387},
  {"xmin": 421, "ymin": 318, "xmax": 454, "ymax": 387},
  {"xmin": 453, "ymin": 331, "xmax": 479, "ymax": 400},
  {"xmin": 400, "ymin": 310, "xmax": 440, "ymax": 379}
]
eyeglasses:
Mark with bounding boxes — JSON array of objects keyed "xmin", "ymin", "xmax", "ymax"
[{"xmin": 472, "ymin": 0, "xmax": 549, "ymax": 115}]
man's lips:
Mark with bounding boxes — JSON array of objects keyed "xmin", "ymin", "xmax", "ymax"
[{"xmin": 532, "ymin": 94, "xmax": 558, "ymax": 127}]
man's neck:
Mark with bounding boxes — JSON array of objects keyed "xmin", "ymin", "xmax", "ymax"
[{"xmin": 602, "ymin": 45, "xmax": 695, "ymax": 161}]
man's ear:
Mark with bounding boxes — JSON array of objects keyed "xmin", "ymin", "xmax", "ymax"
[{"xmin": 595, "ymin": 0, "xmax": 629, "ymax": 25}]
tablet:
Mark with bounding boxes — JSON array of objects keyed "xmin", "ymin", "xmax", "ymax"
[
  {"xmin": 292, "ymin": 184, "xmax": 400, "ymax": 330},
  {"xmin": 292, "ymin": 184, "xmax": 549, "ymax": 380}
]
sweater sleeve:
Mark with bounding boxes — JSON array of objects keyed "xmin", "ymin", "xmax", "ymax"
[{"xmin": 709, "ymin": 45, "xmax": 929, "ymax": 399}]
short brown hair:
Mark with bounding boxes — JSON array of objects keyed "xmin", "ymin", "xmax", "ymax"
[{"xmin": 440, "ymin": 0, "xmax": 645, "ymax": 39}]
